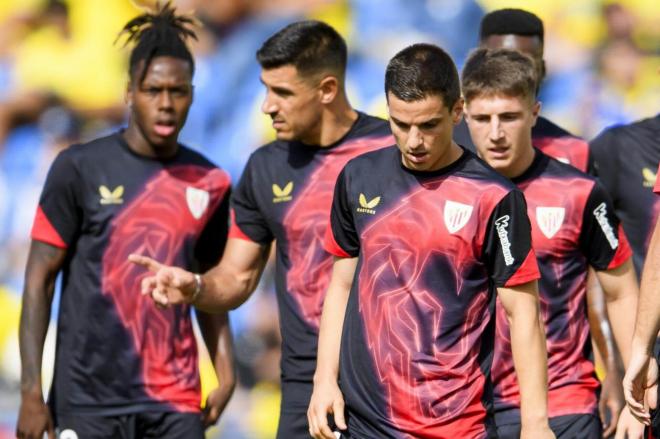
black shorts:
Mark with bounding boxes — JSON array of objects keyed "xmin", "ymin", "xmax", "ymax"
[
  {"xmin": 54, "ymin": 411, "xmax": 204, "ymax": 439},
  {"xmin": 276, "ymin": 381, "xmax": 313, "ymax": 439},
  {"xmin": 497, "ymin": 413, "xmax": 602, "ymax": 439},
  {"xmin": 277, "ymin": 381, "xmax": 340, "ymax": 439}
]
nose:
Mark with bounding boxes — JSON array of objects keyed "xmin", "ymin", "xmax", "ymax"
[
  {"xmin": 261, "ymin": 91, "xmax": 278, "ymax": 115},
  {"xmin": 489, "ymin": 117, "xmax": 503, "ymax": 141},
  {"xmin": 406, "ymin": 127, "xmax": 423, "ymax": 149},
  {"xmin": 158, "ymin": 90, "xmax": 173, "ymax": 111}
]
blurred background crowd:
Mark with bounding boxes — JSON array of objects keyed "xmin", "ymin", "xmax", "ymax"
[{"xmin": 0, "ymin": 0, "xmax": 657, "ymax": 437}]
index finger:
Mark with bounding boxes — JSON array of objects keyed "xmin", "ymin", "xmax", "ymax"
[{"xmin": 128, "ymin": 254, "xmax": 163, "ymax": 272}]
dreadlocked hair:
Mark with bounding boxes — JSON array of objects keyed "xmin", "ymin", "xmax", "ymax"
[{"xmin": 116, "ymin": 1, "xmax": 198, "ymax": 83}]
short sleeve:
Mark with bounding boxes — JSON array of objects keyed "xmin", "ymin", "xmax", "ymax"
[
  {"xmin": 579, "ymin": 181, "xmax": 632, "ymax": 270},
  {"xmin": 589, "ymin": 129, "xmax": 618, "ymax": 200},
  {"xmin": 229, "ymin": 155, "xmax": 274, "ymax": 244},
  {"xmin": 31, "ymin": 148, "xmax": 82, "ymax": 248},
  {"xmin": 324, "ymin": 168, "xmax": 359, "ymax": 258},
  {"xmin": 194, "ymin": 185, "xmax": 231, "ymax": 271},
  {"xmin": 483, "ymin": 190, "xmax": 540, "ymax": 287}
]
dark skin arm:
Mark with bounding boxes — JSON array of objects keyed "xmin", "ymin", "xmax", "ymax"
[
  {"xmin": 17, "ymin": 240, "xmax": 67, "ymax": 439},
  {"xmin": 196, "ymin": 310, "xmax": 236, "ymax": 427}
]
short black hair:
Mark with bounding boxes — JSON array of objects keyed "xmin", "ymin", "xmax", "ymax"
[
  {"xmin": 117, "ymin": 2, "xmax": 197, "ymax": 83},
  {"xmin": 385, "ymin": 43, "xmax": 460, "ymax": 108},
  {"xmin": 480, "ymin": 8, "xmax": 544, "ymax": 43},
  {"xmin": 256, "ymin": 20, "xmax": 347, "ymax": 80}
]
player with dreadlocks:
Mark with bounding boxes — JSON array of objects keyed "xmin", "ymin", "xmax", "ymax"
[{"xmin": 16, "ymin": 3, "xmax": 235, "ymax": 438}]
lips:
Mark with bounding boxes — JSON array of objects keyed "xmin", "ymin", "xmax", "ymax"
[
  {"xmin": 407, "ymin": 150, "xmax": 429, "ymax": 164},
  {"xmin": 487, "ymin": 146, "xmax": 510, "ymax": 159},
  {"xmin": 154, "ymin": 121, "xmax": 176, "ymax": 137}
]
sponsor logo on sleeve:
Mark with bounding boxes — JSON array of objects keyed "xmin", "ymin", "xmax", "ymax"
[
  {"xmin": 495, "ymin": 215, "xmax": 515, "ymax": 266},
  {"xmin": 99, "ymin": 185, "xmax": 124, "ymax": 205},
  {"xmin": 593, "ymin": 202, "xmax": 619, "ymax": 249},
  {"xmin": 186, "ymin": 187, "xmax": 210, "ymax": 219},
  {"xmin": 536, "ymin": 207, "xmax": 565, "ymax": 239},
  {"xmin": 643, "ymin": 167, "xmax": 657, "ymax": 188},
  {"xmin": 443, "ymin": 200, "xmax": 473, "ymax": 234},
  {"xmin": 356, "ymin": 193, "xmax": 381, "ymax": 215},
  {"xmin": 272, "ymin": 181, "xmax": 294, "ymax": 203}
]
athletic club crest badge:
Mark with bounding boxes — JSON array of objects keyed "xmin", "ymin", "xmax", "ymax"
[
  {"xmin": 536, "ymin": 207, "xmax": 565, "ymax": 239},
  {"xmin": 443, "ymin": 200, "xmax": 473, "ymax": 234},
  {"xmin": 186, "ymin": 187, "xmax": 209, "ymax": 220}
]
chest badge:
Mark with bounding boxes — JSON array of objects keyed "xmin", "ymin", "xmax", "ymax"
[
  {"xmin": 536, "ymin": 207, "xmax": 565, "ymax": 239},
  {"xmin": 186, "ymin": 187, "xmax": 210, "ymax": 219},
  {"xmin": 356, "ymin": 193, "xmax": 380, "ymax": 215},
  {"xmin": 99, "ymin": 185, "xmax": 124, "ymax": 205},
  {"xmin": 272, "ymin": 181, "xmax": 293, "ymax": 203},
  {"xmin": 643, "ymin": 167, "xmax": 657, "ymax": 188},
  {"xmin": 443, "ymin": 200, "xmax": 473, "ymax": 234}
]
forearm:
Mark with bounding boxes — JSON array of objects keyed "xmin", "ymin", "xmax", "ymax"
[
  {"xmin": 587, "ymin": 270, "xmax": 619, "ymax": 371},
  {"xmin": 314, "ymin": 258, "xmax": 356, "ymax": 384},
  {"xmin": 197, "ymin": 310, "xmax": 236, "ymax": 392},
  {"xmin": 509, "ymin": 306, "xmax": 549, "ymax": 426},
  {"xmin": 633, "ymin": 220, "xmax": 660, "ymax": 355},
  {"xmin": 19, "ymin": 290, "xmax": 52, "ymax": 397}
]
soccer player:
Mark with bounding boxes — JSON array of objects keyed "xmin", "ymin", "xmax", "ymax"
[
  {"xmin": 454, "ymin": 9, "xmax": 626, "ymax": 432},
  {"xmin": 308, "ymin": 43, "xmax": 553, "ymax": 439},
  {"xmin": 129, "ymin": 20, "xmax": 393, "ymax": 438},
  {"xmin": 16, "ymin": 5, "xmax": 235, "ymax": 439},
  {"xmin": 462, "ymin": 47, "xmax": 642, "ymax": 439},
  {"xmin": 624, "ymin": 163, "xmax": 660, "ymax": 433},
  {"xmin": 453, "ymin": 8, "xmax": 591, "ymax": 172},
  {"xmin": 590, "ymin": 117, "xmax": 660, "ymax": 278}
]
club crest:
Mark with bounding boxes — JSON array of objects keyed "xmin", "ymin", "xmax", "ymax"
[
  {"xmin": 443, "ymin": 200, "xmax": 473, "ymax": 234},
  {"xmin": 186, "ymin": 187, "xmax": 209, "ymax": 220},
  {"xmin": 536, "ymin": 207, "xmax": 565, "ymax": 239}
]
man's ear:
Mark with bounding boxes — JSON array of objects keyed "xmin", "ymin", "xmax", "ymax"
[
  {"xmin": 452, "ymin": 97, "xmax": 464, "ymax": 125},
  {"xmin": 318, "ymin": 75, "xmax": 339, "ymax": 104}
]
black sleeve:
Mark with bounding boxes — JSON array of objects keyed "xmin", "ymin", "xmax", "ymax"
[
  {"xmin": 194, "ymin": 186, "xmax": 231, "ymax": 271},
  {"xmin": 483, "ymin": 190, "xmax": 539, "ymax": 287},
  {"xmin": 579, "ymin": 181, "xmax": 632, "ymax": 270},
  {"xmin": 589, "ymin": 129, "xmax": 618, "ymax": 201},
  {"xmin": 230, "ymin": 155, "xmax": 274, "ymax": 244},
  {"xmin": 32, "ymin": 147, "xmax": 82, "ymax": 247},
  {"xmin": 325, "ymin": 167, "xmax": 359, "ymax": 257}
]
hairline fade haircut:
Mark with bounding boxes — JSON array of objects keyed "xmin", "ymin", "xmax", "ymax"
[
  {"xmin": 479, "ymin": 8, "xmax": 544, "ymax": 44},
  {"xmin": 385, "ymin": 43, "xmax": 461, "ymax": 109},
  {"xmin": 256, "ymin": 20, "xmax": 347, "ymax": 83},
  {"xmin": 116, "ymin": 1, "xmax": 198, "ymax": 84},
  {"xmin": 461, "ymin": 48, "xmax": 538, "ymax": 104}
]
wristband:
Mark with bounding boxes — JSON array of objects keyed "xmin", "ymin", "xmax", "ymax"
[{"xmin": 191, "ymin": 273, "xmax": 203, "ymax": 304}]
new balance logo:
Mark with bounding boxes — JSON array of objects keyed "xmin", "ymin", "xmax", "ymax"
[
  {"xmin": 356, "ymin": 193, "xmax": 380, "ymax": 215},
  {"xmin": 593, "ymin": 203, "xmax": 619, "ymax": 249},
  {"xmin": 99, "ymin": 185, "xmax": 123, "ymax": 205},
  {"xmin": 495, "ymin": 215, "xmax": 515, "ymax": 266},
  {"xmin": 272, "ymin": 181, "xmax": 293, "ymax": 203},
  {"xmin": 643, "ymin": 167, "xmax": 657, "ymax": 188},
  {"xmin": 443, "ymin": 200, "xmax": 473, "ymax": 234},
  {"xmin": 536, "ymin": 207, "xmax": 565, "ymax": 239}
]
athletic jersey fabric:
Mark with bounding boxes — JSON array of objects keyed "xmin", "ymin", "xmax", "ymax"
[
  {"xmin": 492, "ymin": 151, "xmax": 632, "ymax": 424},
  {"xmin": 590, "ymin": 115, "xmax": 660, "ymax": 275},
  {"xmin": 325, "ymin": 146, "xmax": 539, "ymax": 438},
  {"xmin": 229, "ymin": 112, "xmax": 393, "ymax": 384},
  {"xmin": 31, "ymin": 132, "xmax": 231, "ymax": 415}
]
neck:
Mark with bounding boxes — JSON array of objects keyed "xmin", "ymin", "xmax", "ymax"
[
  {"xmin": 503, "ymin": 143, "xmax": 536, "ymax": 179},
  {"xmin": 304, "ymin": 94, "xmax": 358, "ymax": 147},
  {"xmin": 429, "ymin": 141, "xmax": 464, "ymax": 171},
  {"xmin": 123, "ymin": 120, "xmax": 178, "ymax": 159}
]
